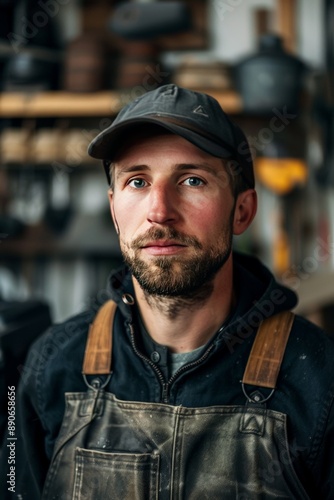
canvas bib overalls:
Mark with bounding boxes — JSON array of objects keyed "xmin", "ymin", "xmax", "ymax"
[{"xmin": 41, "ymin": 301, "xmax": 309, "ymax": 499}]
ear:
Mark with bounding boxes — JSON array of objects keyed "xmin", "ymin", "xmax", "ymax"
[
  {"xmin": 108, "ymin": 188, "xmax": 119, "ymax": 234},
  {"xmin": 233, "ymin": 189, "xmax": 257, "ymax": 235}
]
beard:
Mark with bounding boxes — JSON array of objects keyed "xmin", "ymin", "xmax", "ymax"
[{"xmin": 120, "ymin": 211, "xmax": 234, "ymax": 300}]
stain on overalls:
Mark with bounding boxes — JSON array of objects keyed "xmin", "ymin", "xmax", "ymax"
[{"xmin": 41, "ymin": 304, "xmax": 310, "ymax": 500}]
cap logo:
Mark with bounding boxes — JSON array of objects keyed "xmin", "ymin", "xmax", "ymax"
[{"xmin": 192, "ymin": 105, "xmax": 209, "ymax": 117}]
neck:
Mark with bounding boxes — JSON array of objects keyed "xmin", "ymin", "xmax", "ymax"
[{"xmin": 133, "ymin": 255, "xmax": 235, "ymax": 353}]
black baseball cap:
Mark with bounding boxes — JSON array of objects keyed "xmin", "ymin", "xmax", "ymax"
[{"xmin": 88, "ymin": 84, "xmax": 254, "ymax": 188}]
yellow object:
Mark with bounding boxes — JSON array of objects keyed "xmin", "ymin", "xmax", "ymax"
[
  {"xmin": 273, "ymin": 227, "xmax": 291, "ymax": 276},
  {"xmin": 255, "ymin": 157, "xmax": 308, "ymax": 195}
]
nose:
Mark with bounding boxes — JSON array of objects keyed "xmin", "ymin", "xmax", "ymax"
[{"xmin": 147, "ymin": 182, "xmax": 179, "ymax": 225}]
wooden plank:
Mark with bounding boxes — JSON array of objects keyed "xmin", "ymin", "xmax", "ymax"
[
  {"xmin": 276, "ymin": 0, "xmax": 296, "ymax": 53},
  {"xmin": 255, "ymin": 8, "xmax": 271, "ymax": 38},
  {"xmin": 0, "ymin": 91, "xmax": 123, "ymax": 118},
  {"xmin": 0, "ymin": 93, "xmax": 30, "ymax": 117},
  {"xmin": 0, "ymin": 90, "xmax": 243, "ymax": 117},
  {"xmin": 199, "ymin": 89, "xmax": 243, "ymax": 114}
]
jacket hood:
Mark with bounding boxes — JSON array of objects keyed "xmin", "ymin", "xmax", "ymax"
[
  {"xmin": 219, "ymin": 252, "xmax": 298, "ymax": 345},
  {"xmin": 233, "ymin": 251, "xmax": 298, "ymax": 312}
]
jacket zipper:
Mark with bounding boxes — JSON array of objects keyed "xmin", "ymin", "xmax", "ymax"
[
  {"xmin": 128, "ymin": 322, "xmax": 217, "ymax": 404},
  {"xmin": 128, "ymin": 322, "xmax": 167, "ymax": 398},
  {"xmin": 164, "ymin": 343, "xmax": 216, "ymax": 401}
]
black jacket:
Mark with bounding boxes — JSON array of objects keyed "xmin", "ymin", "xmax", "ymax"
[{"xmin": 13, "ymin": 253, "xmax": 334, "ymax": 498}]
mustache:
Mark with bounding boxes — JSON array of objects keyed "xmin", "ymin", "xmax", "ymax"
[{"xmin": 131, "ymin": 227, "xmax": 203, "ymax": 250}]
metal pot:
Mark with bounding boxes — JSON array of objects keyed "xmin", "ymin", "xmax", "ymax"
[{"xmin": 234, "ymin": 34, "xmax": 307, "ymax": 114}]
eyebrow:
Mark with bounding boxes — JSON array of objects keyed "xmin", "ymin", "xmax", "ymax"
[
  {"xmin": 177, "ymin": 163, "xmax": 220, "ymax": 176},
  {"xmin": 116, "ymin": 164, "xmax": 149, "ymax": 181},
  {"xmin": 115, "ymin": 162, "xmax": 221, "ymax": 181}
]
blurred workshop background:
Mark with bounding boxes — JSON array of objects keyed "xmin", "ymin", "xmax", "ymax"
[{"xmin": 0, "ymin": 0, "xmax": 334, "ymax": 402}]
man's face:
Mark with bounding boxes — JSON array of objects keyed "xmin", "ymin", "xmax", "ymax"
[{"xmin": 109, "ymin": 132, "xmax": 239, "ymax": 297}]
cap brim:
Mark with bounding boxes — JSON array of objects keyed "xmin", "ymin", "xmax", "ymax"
[{"xmin": 88, "ymin": 116, "xmax": 234, "ymax": 161}]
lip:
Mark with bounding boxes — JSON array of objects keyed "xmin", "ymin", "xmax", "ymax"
[{"xmin": 141, "ymin": 240, "xmax": 187, "ymax": 256}]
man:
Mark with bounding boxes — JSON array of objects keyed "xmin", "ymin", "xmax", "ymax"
[{"xmin": 17, "ymin": 85, "xmax": 334, "ymax": 499}]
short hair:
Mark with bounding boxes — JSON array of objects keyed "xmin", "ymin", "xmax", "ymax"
[{"xmin": 224, "ymin": 158, "xmax": 252, "ymax": 197}]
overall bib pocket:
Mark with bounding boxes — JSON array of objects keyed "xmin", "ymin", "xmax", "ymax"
[{"xmin": 73, "ymin": 447, "xmax": 160, "ymax": 500}]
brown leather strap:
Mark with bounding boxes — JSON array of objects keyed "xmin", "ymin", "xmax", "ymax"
[
  {"xmin": 242, "ymin": 311, "xmax": 295, "ymax": 389},
  {"xmin": 82, "ymin": 300, "xmax": 117, "ymax": 375}
]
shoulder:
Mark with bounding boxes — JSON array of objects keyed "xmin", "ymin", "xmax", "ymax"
[
  {"xmin": 284, "ymin": 315, "xmax": 334, "ymax": 468},
  {"xmin": 288, "ymin": 313, "xmax": 334, "ymax": 367},
  {"xmin": 33, "ymin": 307, "xmax": 95, "ymax": 352},
  {"xmin": 22, "ymin": 308, "xmax": 97, "ymax": 390},
  {"xmin": 280, "ymin": 313, "xmax": 334, "ymax": 416},
  {"xmin": 19, "ymin": 308, "xmax": 98, "ymax": 445}
]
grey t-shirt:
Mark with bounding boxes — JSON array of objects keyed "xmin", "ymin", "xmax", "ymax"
[
  {"xmin": 169, "ymin": 346, "xmax": 205, "ymax": 376},
  {"xmin": 137, "ymin": 313, "xmax": 206, "ymax": 378}
]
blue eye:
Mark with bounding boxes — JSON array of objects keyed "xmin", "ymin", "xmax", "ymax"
[
  {"xmin": 183, "ymin": 177, "xmax": 204, "ymax": 187},
  {"xmin": 128, "ymin": 178, "xmax": 147, "ymax": 188}
]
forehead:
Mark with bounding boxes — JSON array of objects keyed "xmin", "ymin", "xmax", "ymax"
[{"xmin": 113, "ymin": 130, "xmax": 223, "ymax": 169}]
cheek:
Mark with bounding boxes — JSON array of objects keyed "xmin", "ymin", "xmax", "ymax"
[
  {"xmin": 112, "ymin": 196, "xmax": 143, "ymax": 235},
  {"xmin": 189, "ymin": 202, "xmax": 235, "ymax": 242},
  {"xmin": 186, "ymin": 196, "xmax": 226, "ymax": 227}
]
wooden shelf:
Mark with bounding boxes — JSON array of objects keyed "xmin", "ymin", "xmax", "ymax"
[
  {"xmin": 0, "ymin": 89, "xmax": 242, "ymax": 118},
  {"xmin": 0, "ymin": 218, "xmax": 121, "ymax": 258},
  {"xmin": 0, "ymin": 224, "xmax": 57, "ymax": 257},
  {"xmin": 0, "ymin": 91, "xmax": 122, "ymax": 118},
  {"xmin": 294, "ymin": 271, "xmax": 334, "ymax": 315}
]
